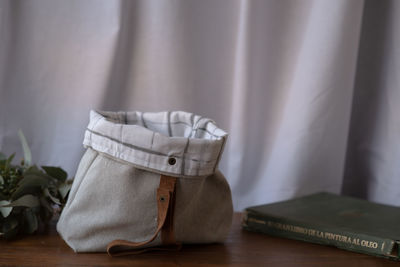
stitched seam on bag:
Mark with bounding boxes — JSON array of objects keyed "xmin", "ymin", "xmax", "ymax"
[
  {"xmin": 96, "ymin": 151, "xmax": 212, "ymax": 179},
  {"xmin": 85, "ymin": 138, "xmax": 218, "ymax": 177},
  {"xmin": 86, "ymin": 138, "xmax": 215, "ymax": 169},
  {"xmin": 86, "ymin": 128, "xmax": 219, "ymax": 163},
  {"xmin": 181, "ymin": 138, "xmax": 189, "ymax": 175},
  {"xmin": 89, "ymin": 142, "xmax": 216, "ymax": 176},
  {"xmin": 213, "ymin": 132, "xmax": 227, "ymax": 173},
  {"xmin": 89, "ymin": 114, "xmax": 104, "ymax": 149}
]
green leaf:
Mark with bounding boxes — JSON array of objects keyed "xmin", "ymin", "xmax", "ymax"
[
  {"xmin": 0, "ymin": 200, "xmax": 12, "ymax": 217},
  {"xmin": 23, "ymin": 209, "xmax": 38, "ymax": 234},
  {"xmin": 7, "ymin": 153, "xmax": 15, "ymax": 162},
  {"xmin": 23, "ymin": 165, "xmax": 41, "ymax": 175},
  {"xmin": 23, "ymin": 166, "xmax": 55, "ymax": 182},
  {"xmin": 18, "ymin": 130, "xmax": 32, "ymax": 166},
  {"xmin": 11, "ymin": 175, "xmax": 51, "ymax": 200},
  {"xmin": 0, "ymin": 153, "xmax": 8, "ymax": 167},
  {"xmin": 44, "ymin": 188, "xmax": 61, "ymax": 205},
  {"xmin": 58, "ymin": 182, "xmax": 72, "ymax": 200},
  {"xmin": 19, "ymin": 174, "xmax": 52, "ymax": 187},
  {"xmin": 42, "ymin": 166, "xmax": 67, "ymax": 182},
  {"xmin": 4, "ymin": 153, "xmax": 15, "ymax": 171},
  {"xmin": 3, "ymin": 194, "xmax": 40, "ymax": 208},
  {"xmin": 0, "ymin": 175, "xmax": 4, "ymax": 184}
]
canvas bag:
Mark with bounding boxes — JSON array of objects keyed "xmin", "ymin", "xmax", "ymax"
[{"xmin": 57, "ymin": 110, "xmax": 233, "ymax": 255}]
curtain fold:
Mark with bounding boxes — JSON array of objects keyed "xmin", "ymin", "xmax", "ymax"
[
  {"xmin": 1, "ymin": 0, "xmax": 399, "ymax": 211},
  {"xmin": 343, "ymin": 0, "xmax": 400, "ymax": 205}
]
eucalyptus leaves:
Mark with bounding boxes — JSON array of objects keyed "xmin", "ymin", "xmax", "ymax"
[{"xmin": 0, "ymin": 131, "xmax": 71, "ymax": 239}]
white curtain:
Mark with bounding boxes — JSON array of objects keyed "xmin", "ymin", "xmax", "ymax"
[{"xmin": 1, "ymin": 0, "xmax": 399, "ymax": 211}]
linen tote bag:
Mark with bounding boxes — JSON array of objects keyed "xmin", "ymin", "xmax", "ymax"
[{"xmin": 57, "ymin": 110, "xmax": 233, "ymax": 255}]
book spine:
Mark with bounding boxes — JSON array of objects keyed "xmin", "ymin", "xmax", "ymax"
[{"xmin": 243, "ymin": 211, "xmax": 398, "ymax": 259}]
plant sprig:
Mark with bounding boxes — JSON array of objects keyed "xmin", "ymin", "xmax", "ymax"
[{"xmin": 0, "ymin": 131, "xmax": 71, "ymax": 239}]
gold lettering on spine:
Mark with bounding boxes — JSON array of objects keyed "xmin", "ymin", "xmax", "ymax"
[{"xmin": 249, "ymin": 218, "xmax": 382, "ymax": 251}]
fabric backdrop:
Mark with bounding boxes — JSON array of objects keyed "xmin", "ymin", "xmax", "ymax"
[{"xmin": 1, "ymin": 0, "xmax": 399, "ymax": 211}]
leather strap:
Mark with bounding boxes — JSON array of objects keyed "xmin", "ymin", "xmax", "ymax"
[{"xmin": 107, "ymin": 175, "xmax": 180, "ymax": 256}]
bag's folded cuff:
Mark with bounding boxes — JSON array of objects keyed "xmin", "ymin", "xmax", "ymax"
[{"xmin": 83, "ymin": 110, "xmax": 228, "ymax": 177}]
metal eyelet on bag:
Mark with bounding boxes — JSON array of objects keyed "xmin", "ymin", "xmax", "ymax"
[{"xmin": 168, "ymin": 157, "xmax": 176, "ymax": 165}]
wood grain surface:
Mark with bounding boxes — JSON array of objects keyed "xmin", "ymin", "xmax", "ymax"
[{"xmin": 0, "ymin": 213, "xmax": 397, "ymax": 266}]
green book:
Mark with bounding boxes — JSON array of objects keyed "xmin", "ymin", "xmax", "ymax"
[{"xmin": 242, "ymin": 192, "xmax": 400, "ymax": 261}]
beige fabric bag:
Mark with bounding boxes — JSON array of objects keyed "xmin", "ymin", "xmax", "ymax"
[{"xmin": 57, "ymin": 110, "xmax": 233, "ymax": 255}]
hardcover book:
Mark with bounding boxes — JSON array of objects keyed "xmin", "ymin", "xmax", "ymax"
[{"xmin": 242, "ymin": 192, "xmax": 400, "ymax": 260}]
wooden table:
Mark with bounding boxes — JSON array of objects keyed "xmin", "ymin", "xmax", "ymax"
[{"xmin": 0, "ymin": 213, "xmax": 397, "ymax": 266}]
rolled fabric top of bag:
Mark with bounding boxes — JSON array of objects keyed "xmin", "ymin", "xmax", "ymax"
[{"xmin": 83, "ymin": 110, "xmax": 228, "ymax": 177}]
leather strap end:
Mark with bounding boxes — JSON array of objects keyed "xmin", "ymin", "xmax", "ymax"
[{"xmin": 107, "ymin": 175, "xmax": 179, "ymax": 256}]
